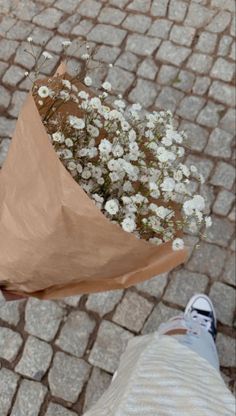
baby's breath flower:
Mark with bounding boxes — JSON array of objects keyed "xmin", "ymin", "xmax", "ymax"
[
  {"xmin": 172, "ymin": 238, "xmax": 184, "ymax": 251},
  {"xmin": 62, "ymin": 40, "xmax": 71, "ymax": 47},
  {"xmin": 102, "ymin": 81, "xmax": 112, "ymax": 91},
  {"xmin": 205, "ymin": 216, "xmax": 212, "ymax": 228},
  {"xmin": 27, "ymin": 36, "xmax": 33, "ymax": 42},
  {"xmin": 84, "ymin": 76, "xmax": 92, "ymax": 86},
  {"xmin": 67, "ymin": 161, "xmax": 76, "ymax": 171},
  {"xmin": 38, "ymin": 86, "xmax": 50, "ymax": 98},
  {"xmin": 65, "ymin": 138, "xmax": 73, "ymax": 147},
  {"xmin": 105, "ymin": 199, "xmax": 119, "ymax": 215},
  {"xmin": 121, "ymin": 217, "xmax": 136, "ymax": 233},
  {"xmin": 42, "ymin": 51, "xmax": 53, "ymax": 60},
  {"xmin": 82, "ymin": 53, "xmax": 90, "ymax": 60},
  {"xmin": 68, "ymin": 115, "xmax": 85, "ymax": 130},
  {"xmin": 52, "ymin": 132, "xmax": 65, "ymax": 143}
]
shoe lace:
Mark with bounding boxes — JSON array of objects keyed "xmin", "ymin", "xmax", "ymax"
[{"xmin": 190, "ymin": 310, "xmax": 212, "ymax": 332}]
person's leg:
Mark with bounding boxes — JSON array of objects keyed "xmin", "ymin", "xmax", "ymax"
[{"xmin": 158, "ymin": 294, "xmax": 220, "ymax": 371}]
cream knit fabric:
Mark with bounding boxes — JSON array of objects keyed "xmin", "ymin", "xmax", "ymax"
[{"xmin": 84, "ymin": 333, "xmax": 235, "ymax": 416}]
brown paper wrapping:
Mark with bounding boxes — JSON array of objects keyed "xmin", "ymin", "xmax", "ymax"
[{"xmin": 0, "ymin": 71, "xmax": 188, "ymax": 300}]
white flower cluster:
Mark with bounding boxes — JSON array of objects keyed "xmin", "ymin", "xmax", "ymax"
[{"xmin": 34, "ymin": 57, "xmax": 211, "ymax": 251}]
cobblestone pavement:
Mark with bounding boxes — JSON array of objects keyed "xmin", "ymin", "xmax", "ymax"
[{"xmin": 0, "ymin": 0, "xmax": 235, "ymax": 414}]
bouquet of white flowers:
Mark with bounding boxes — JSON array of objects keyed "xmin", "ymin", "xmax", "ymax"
[{"xmin": 0, "ymin": 40, "xmax": 211, "ymax": 300}]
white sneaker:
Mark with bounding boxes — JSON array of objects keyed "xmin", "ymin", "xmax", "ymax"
[{"xmin": 184, "ymin": 294, "xmax": 217, "ymax": 340}]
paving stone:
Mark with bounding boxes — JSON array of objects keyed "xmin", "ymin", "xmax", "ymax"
[
  {"xmin": 89, "ymin": 320, "xmax": 133, "ymax": 373},
  {"xmin": 106, "ymin": 66, "xmax": 134, "ymax": 93},
  {"xmin": 0, "ymin": 138, "xmax": 11, "ymax": 166},
  {"xmin": 204, "ymin": 216, "xmax": 234, "ymax": 248},
  {"xmin": 209, "ymin": 81, "xmax": 235, "ymax": 107},
  {"xmin": 217, "ymin": 333, "xmax": 236, "ymax": 367},
  {"xmin": 206, "ymin": 11, "xmax": 232, "ymax": 33},
  {"xmin": 164, "ymin": 270, "xmax": 208, "ymax": 307},
  {"xmin": 196, "ymin": 31, "xmax": 218, "ymax": 53},
  {"xmin": 156, "ymin": 41, "xmax": 191, "ymax": 65},
  {"xmin": 10, "ymin": 1, "xmax": 44, "ymax": 21},
  {"xmin": 28, "ymin": 27, "xmax": 53, "ymax": 45},
  {"xmin": 0, "ymin": 16, "xmax": 16, "ymax": 36},
  {"xmin": 210, "ymin": 282, "xmax": 235, "ymax": 326},
  {"xmin": 0, "ymin": 118, "xmax": 15, "ymax": 138},
  {"xmin": 0, "ymin": 39, "xmax": 19, "ymax": 60},
  {"xmin": 116, "ymin": 51, "xmax": 140, "ymax": 71},
  {"xmin": 187, "ymin": 53, "xmax": 213, "ymax": 74},
  {"xmin": 211, "ymin": 0, "xmax": 235, "ymax": 12},
  {"xmin": 112, "ymin": 291, "xmax": 153, "ymax": 332},
  {"xmin": 0, "ymin": 298, "xmax": 22, "ymax": 326},
  {"xmin": 228, "ymin": 205, "xmax": 236, "ymax": 222},
  {"xmin": 127, "ymin": 0, "xmax": 151, "ymax": 12},
  {"xmin": 210, "ymin": 162, "xmax": 235, "ymax": 190},
  {"xmin": 86, "ymin": 290, "xmax": 123, "ymax": 316},
  {"xmin": 15, "ymin": 335, "xmax": 53, "ymax": 381},
  {"xmin": 169, "ymin": 0, "xmax": 188, "ymax": 22},
  {"xmin": 14, "ymin": 42, "xmax": 41, "ymax": 70},
  {"xmin": 56, "ymin": 311, "xmax": 95, "ymax": 357},
  {"xmin": 142, "ymin": 302, "xmax": 180, "ymax": 334},
  {"xmin": 78, "ymin": 0, "xmax": 102, "ymax": 18},
  {"xmin": 177, "ymin": 96, "xmax": 205, "ymax": 121},
  {"xmin": 137, "ymin": 58, "xmax": 158, "ymax": 80},
  {"xmin": 223, "ymin": 253, "xmax": 236, "ymax": 286},
  {"xmin": 83, "ymin": 367, "xmax": 112, "ymax": 412},
  {"xmin": 197, "ymin": 103, "xmax": 224, "ymax": 129},
  {"xmin": 155, "ymin": 86, "xmax": 183, "ymax": 113},
  {"xmin": 33, "ymin": 8, "xmax": 63, "ymax": 29},
  {"xmin": 172, "ymin": 70, "xmax": 195, "ymax": 92},
  {"xmin": 193, "ymin": 76, "xmax": 211, "ymax": 95},
  {"xmin": 122, "ymin": 14, "xmax": 151, "ymax": 34},
  {"xmin": 88, "ymin": 24, "xmax": 127, "ymax": 46},
  {"xmin": 185, "ymin": 155, "xmax": 214, "ymax": 180},
  {"xmin": 170, "ymin": 25, "xmax": 196, "ymax": 46},
  {"xmin": 98, "ymin": 7, "xmax": 126, "ymax": 25},
  {"xmin": 25, "ymin": 298, "xmax": 65, "ymax": 342},
  {"xmin": 218, "ymin": 35, "xmax": 233, "ymax": 56},
  {"xmin": 148, "ymin": 19, "xmax": 173, "ymax": 39},
  {"xmin": 62, "ymin": 295, "xmax": 82, "ymax": 307},
  {"xmin": 11, "ymin": 379, "xmax": 47, "ymax": 416},
  {"xmin": 211, "ymin": 58, "xmax": 235, "ymax": 82},
  {"xmin": 49, "ymin": 352, "xmax": 90, "ymax": 403},
  {"xmin": 40, "ymin": 54, "xmax": 60, "ymax": 75},
  {"xmin": 0, "ymin": 61, "xmax": 8, "ymax": 77},
  {"xmin": 205, "ymin": 127, "xmax": 233, "ymax": 158},
  {"xmin": 126, "ymin": 34, "xmax": 161, "ymax": 55},
  {"xmin": 151, "ymin": 0, "xmax": 168, "ymax": 16},
  {"xmin": 109, "ymin": 0, "xmax": 129, "ymax": 8},
  {"xmin": 230, "ymin": 14, "xmax": 236, "ymax": 36},
  {"xmin": 0, "ymin": 368, "xmax": 19, "ymax": 416},
  {"xmin": 135, "ymin": 273, "xmax": 168, "ymax": 298},
  {"xmin": 220, "ymin": 109, "xmax": 236, "ymax": 135},
  {"xmin": 129, "ymin": 79, "xmax": 157, "ymax": 108},
  {"xmin": 55, "ymin": 0, "xmax": 80, "ymax": 12},
  {"xmin": 45, "ymin": 403, "xmax": 77, "ymax": 416},
  {"xmin": 187, "ymin": 242, "xmax": 227, "ymax": 279},
  {"xmin": 58, "ymin": 15, "xmax": 81, "ymax": 35},
  {"xmin": 213, "ymin": 190, "xmax": 235, "ymax": 216},
  {"xmin": 199, "ymin": 183, "xmax": 215, "ymax": 214},
  {"xmin": 46, "ymin": 35, "xmax": 70, "ymax": 53},
  {"xmin": 71, "ymin": 19, "xmax": 93, "ymax": 36},
  {"xmin": 0, "ymin": 327, "xmax": 23, "ymax": 362},
  {"xmin": 157, "ymin": 64, "xmax": 179, "ymax": 85},
  {"xmin": 0, "ymin": 85, "xmax": 10, "ymax": 110},
  {"xmin": 230, "ymin": 239, "xmax": 236, "ymax": 251},
  {"xmin": 9, "ymin": 91, "xmax": 28, "ymax": 118},
  {"xmin": 2, "ymin": 65, "xmax": 27, "ymax": 87},
  {"xmin": 6, "ymin": 21, "xmax": 34, "ymax": 40},
  {"xmin": 185, "ymin": 3, "xmax": 214, "ymax": 28},
  {"xmin": 94, "ymin": 45, "xmax": 121, "ymax": 63}
]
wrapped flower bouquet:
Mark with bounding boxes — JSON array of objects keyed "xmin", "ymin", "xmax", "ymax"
[{"xmin": 0, "ymin": 40, "xmax": 211, "ymax": 300}]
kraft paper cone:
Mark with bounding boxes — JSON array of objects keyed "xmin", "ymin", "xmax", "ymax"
[{"xmin": 0, "ymin": 72, "xmax": 188, "ymax": 300}]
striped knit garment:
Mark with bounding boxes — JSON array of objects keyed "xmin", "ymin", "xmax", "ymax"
[{"xmin": 83, "ymin": 333, "xmax": 235, "ymax": 416}]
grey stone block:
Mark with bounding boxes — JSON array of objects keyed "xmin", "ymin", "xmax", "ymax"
[
  {"xmin": 45, "ymin": 403, "xmax": 77, "ymax": 416},
  {"xmin": 15, "ymin": 335, "xmax": 53, "ymax": 380},
  {"xmin": 78, "ymin": 0, "xmax": 102, "ymax": 17},
  {"xmin": 128, "ymin": 0, "xmax": 151, "ymax": 12},
  {"xmin": 210, "ymin": 282, "xmax": 235, "ymax": 326},
  {"xmin": 113, "ymin": 291, "xmax": 153, "ymax": 332},
  {"xmin": 196, "ymin": 31, "xmax": 218, "ymax": 53},
  {"xmin": 210, "ymin": 162, "xmax": 235, "ymax": 190},
  {"xmin": 0, "ymin": 368, "xmax": 19, "ymax": 416},
  {"xmin": 192, "ymin": 77, "xmax": 211, "ymax": 95},
  {"xmin": 220, "ymin": 109, "xmax": 236, "ymax": 134},
  {"xmin": 211, "ymin": 57, "xmax": 235, "ymax": 82},
  {"xmin": 206, "ymin": 10, "xmax": 232, "ymax": 33},
  {"xmin": 177, "ymin": 96, "xmax": 205, "ymax": 121},
  {"xmin": 217, "ymin": 333, "xmax": 236, "ymax": 367},
  {"xmin": 197, "ymin": 103, "xmax": 224, "ymax": 129},
  {"xmin": 106, "ymin": 66, "xmax": 134, "ymax": 93},
  {"xmin": 164, "ymin": 270, "xmax": 208, "ymax": 307},
  {"xmin": 204, "ymin": 216, "xmax": 234, "ymax": 248},
  {"xmin": 25, "ymin": 298, "xmax": 65, "ymax": 342},
  {"xmin": 126, "ymin": 34, "xmax": 161, "ymax": 55},
  {"xmin": 88, "ymin": 24, "xmax": 127, "ymax": 46},
  {"xmin": 86, "ymin": 290, "xmax": 123, "ymax": 316},
  {"xmin": 122, "ymin": 14, "xmax": 151, "ymax": 34},
  {"xmin": 11, "ymin": 379, "xmax": 47, "ymax": 416},
  {"xmin": 142, "ymin": 302, "xmax": 180, "ymax": 334},
  {"xmin": 83, "ymin": 367, "xmax": 112, "ymax": 412},
  {"xmin": 0, "ymin": 86, "xmax": 10, "ymax": 109},
  {"xmin": 205, "ymin": 127, "xmax": 233, "ymax": 158},
  {"xmin": 129, "ymin": 79, "xmax": 158, "ymax": 108},
  {"xmin": 33, "ymin": 8, "xmax": 63, "ymax": 29},
  {"xmin": 213, "ymin": 190, "xmax": 235, "ymax": 216},
  {"xmin": 148, "ymin": 19, "xmax": 172, "ymax": 39},
  {"xmin": 116, "ymin": 51, "xmax": 140, "ymax": 71},
  {"xmin": 155, "ymin": 86, "xmax": 183, "ymax": 113},
  {"xmin": 89, "ymin": 320, "xmax": 133, "ymax": 373},
  {"xmin": 187, "ymin": 53, "xmax": 213, "ymax": 74},
  {"xmin": 135, "ymin": 273, "xmax": 168, "ymax": 298},
  {"xmin": 98, "ymin": 7, "xmax": 126, "ymax": 25},
  {"xmin": 0, "ymin": 298, "xmax": 23, "ymax": 326},
  {"xmin": 170, "ymin": 25, "xmax": 195, "ymax": 46},
  {"xmin": 56, "ymin": 311, "xmax": 95, "ymax": 357},
  {"xmin": 157, "ymin": 64, "xmax": 179, "ymax": 85},
  {"xmin": 209, "ymin": 81, "xmax": 235, "ymax": 107},
  {"xmin": 156, "ymin": 41, "xmax": 191, "ymax": 65},
  {"xmin": 223, "ymin": 253, "xmax": 236, "ymax": 286},
  {"xmin": 185, "ymin": 3, "xmax": 214, "ymax": 28},
  {"xmin": 185, "ymin": 155, "xmax": 214, "ymax": 180},
  {"xmin": 0, "ymin": 327, "xmax": 23, "ymax": 362},
  {"xmin": 172, "ymin": 70, "xmax": 195, "ymax": 92},
  {"xmin": 151, "ymin": 0, "xmax": 168, "ymax": 16},
  {"xmin": 187, "ymin": 242, "xmax": 227, "ymax": 279},
  {"xmin": 137, "ymin": 58, "xmax": 158, "ymax": 80},
  {"xmin": 49, "ymin": 352, "xmax": 90, "ymax": 403}
]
